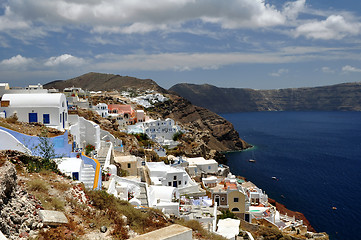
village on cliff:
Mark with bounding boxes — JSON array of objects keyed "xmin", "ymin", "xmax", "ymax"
[{"xmin": 0, "ymin": 82, "xmax": 328, "ymax": 240}]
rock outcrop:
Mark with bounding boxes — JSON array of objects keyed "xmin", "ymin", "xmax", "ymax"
[
  {"xmin": 0, "ymin": 155, "xmax": 43, "ymax": 239},
  {"xmin": 170, "ymin": 82, "xmax": 361, "ymax": 113},
  {"xmin": 147, "ymin": 94, "xmax": 251, "ymax": 159}
]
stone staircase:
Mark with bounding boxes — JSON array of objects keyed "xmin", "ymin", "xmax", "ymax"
[
  {"xmin": 139, "ymin": 184, "xmax": 149, "ymax": 207},
  {"xmin": 97, "ymin": 144, "xmax": 111, "ymax": 166},
  {"xmin": 81, "ymin": 164, "xmax": 96, "ymax": 189}
]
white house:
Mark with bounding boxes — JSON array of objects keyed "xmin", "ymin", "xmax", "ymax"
[
  {"xmin": 93, "ymin": 103, "xmax": 109, "ymax": 118},
  {"xmin": 144, "ymin": 118, "xmax": 181, "ymax": 141},
  {"xmin": 68, "ymin": 115, "xmax": 101, "ymax": 150},
  {"xmin": 241, "ymin": 181, "xmax": 268, "ymax": 206},
  {"xmin": 0, "ymin": 93, "xmax": 68, "ymax": 130},
  {"xmin": 184, "ymin": 157, "xmax": 219, "ymax": 176},
  {"xmin": 145, "ymin": 162, "xmax": 200, "ymax": 195},
  {"xmin": 108, "ymin": 113, "xmax": 128, "ymax": 130},
  {"xmin": 148, "ymin": 185, "xmax": 180, "ymax": 216}
]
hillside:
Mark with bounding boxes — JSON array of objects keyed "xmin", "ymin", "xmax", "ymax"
[
  {"xmin": 44, "ymin": 72, "xmax": 165, "ymax": 93},
  {"xmin": 169, "ymin": 82, "xmax": 361, "ymax": 113},
  {"xmin": 44, "ymin": 73, "xmax": 250, "ymax": 156}
]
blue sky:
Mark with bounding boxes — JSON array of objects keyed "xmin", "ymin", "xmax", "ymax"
[{"xmin": 1, "ymin": 0, "xmax": 361, "ymax": 90}]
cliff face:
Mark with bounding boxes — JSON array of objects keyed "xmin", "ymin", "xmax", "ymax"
[
  {"xmin": 44, "ymin": 73, "xmax": 250, "ymax": 155},
  {"xmin": 147, "ymin": 94, "xmax": 250, "ymax": 158},
  {"xmin": 169, "ymin": 82, "xmax": 361, "ymax": 113}
]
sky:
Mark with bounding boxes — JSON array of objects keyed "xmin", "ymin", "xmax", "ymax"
[{"xmin": 1, "ymin": 0, "xmax": 361, "ymax": 90}]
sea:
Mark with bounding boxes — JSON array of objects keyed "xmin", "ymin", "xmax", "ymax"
[{"xmin": 222, "ymin": 111, "xmax": 361, "ymax": 240}]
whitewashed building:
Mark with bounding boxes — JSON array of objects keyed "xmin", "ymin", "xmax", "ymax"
[
  {"xmin": 184, "ymin": 157, "xmax": 219, "ymax": 176},
  {"xmin": 69, "ymin": 115, "xmax": 101, "ymax": 150},
  {"xmin": 93, "ymin": 103, "xmax": 109, "ymax": 118},
  {"xmin": 145, "ymin": 162, "xmax": 199, "ymax": 195},
  {"xmin": 0, "ymin": 93, "xmax": 68, "ymax": 130}
]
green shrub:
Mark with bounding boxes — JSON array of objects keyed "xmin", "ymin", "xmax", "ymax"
[
  {"xmin": 219, "ymin": 209, "xmax": 237, "ymax": 219},
  {"xmin": 172, "ymin": 131, "xmax": 183, "ymax": 141}
]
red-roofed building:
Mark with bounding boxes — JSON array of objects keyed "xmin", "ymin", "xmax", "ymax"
[{"xmin": 108, "ymin": 104, "xmax": 136, "ymax": 125}]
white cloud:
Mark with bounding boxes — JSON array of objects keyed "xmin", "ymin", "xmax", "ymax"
[
  {"xmin": 269, "ymin": 68, "xmax": 289, "ymax": 77},
  {"xmin": 0, "ymin": 6, "xmax": 30, "ymax": 31},
  {"xmin": 342, "ymin": 65, "xmax": 361, "ymax": 73},
  {"xmin": 321, "ymin": 67, "xmax": 335, "ymax": 74},
  {"xmin": 0, "ymin": 55, "xmax": 33, "ymax": 69},
  {"xmin": 93, "ymin": 52, "xmax": 295, "ymax": 72},
  {"xmin": 283, "ymin": 0, "xmax": 305, "ymax": 21},
  {"xmin": 1, "ymin": 0, "xmax": 306, "ymax": 35},
  {"xmin": 294, "ymin": 15, "xmax": 361, "ymax": 40},
  {"xmin": 44, "ymin": 54, "xmax": 85, "ymax": 67}
]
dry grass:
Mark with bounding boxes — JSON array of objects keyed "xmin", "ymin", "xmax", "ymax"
[
  {"xmin": 0, "ymin": 155, "xmax": 6, "ymax": 168},
  {"xmin": 27, "ymin": 179, "xmax": 48, "ymax": 192},
  {"xmin": 0, "ymin": 118, "xmax": 63, "ymax": 137},
  {"xmin": 84, "ymin": 190, "xmax": 169, "ymax": 237}
]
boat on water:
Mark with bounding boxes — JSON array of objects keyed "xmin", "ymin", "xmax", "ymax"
[
  {"xmin": 248, "ymin": 159, "xmax": 256, "ymax": 163},
  {"xmin": 272, "ymin": 176, "xmax": 278, "ymax": 180},
  {"xmin": 332, "ymin": 206, "xmax": 337, "ymax": 210}
]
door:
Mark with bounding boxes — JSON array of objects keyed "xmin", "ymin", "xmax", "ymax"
[
  {"xmin": 215, "ymin": 195, "xmax": 220, "ymax": 206},
  {"xmin": 43, "ymin": 114, "xmax": 50, "ymax": 124},
  {"xmin": 173, "ymin": 181, "xmax": 178, "ymax": 187},
  {"xmin": 29, "ymin": 113, "xmax": 38, "ymax": 123}
]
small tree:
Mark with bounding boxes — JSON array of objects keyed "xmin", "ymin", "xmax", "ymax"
[
  {"xmin": 37, "ymin": 129, "xmax": 56, "ymax": 162},
  {"xmin": 172, "ymin": 131, "xmax": 183, "ymax": 141},
  {"xmin": 29, "ymin": 128, "xmax": 59, "ymax": 173}
]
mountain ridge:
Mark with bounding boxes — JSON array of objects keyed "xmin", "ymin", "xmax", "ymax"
[{"xmin": 169, "ymin": 82, "xmax": 361, "ymax": 113}]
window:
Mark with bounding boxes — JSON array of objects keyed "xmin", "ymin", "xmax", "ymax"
[
  {"xmin": 185, "ymin": 181, "xmax": 187, "ymax": 185},
  {"xmin": 173, "ymin": 176, "xmax": 177, "ymax": 180},
  {"xmin": 208, "ymin": 166, "xmax": 211, "ymax": 170},
  {"xmin": 234, "ymin": 197, "xmax": 239, "ymax": 203},
  {"xmin": 231, "ymin": 208, "xmax": 240, "ymax": 212},
  {"xmin": 178, "ymin": 181, "xmax": 181, "ymax": 185},
  {"xmin": 60, "ymin": 114, "xmax": 62, "ymax": 123},
  {"xmin": 168, "ymin": 182, "xmax": 172, "ymax": 186},
  {"xmin": 43, "ymin": 114, "xmax": 50, "ymax": 124},
  {"xmin": 127, "ymin": 163, "xmax": 131, "ymax": 168},
  {"xmin": 221, "ymin": 197, "xmax": 225, "ymax": 201}
]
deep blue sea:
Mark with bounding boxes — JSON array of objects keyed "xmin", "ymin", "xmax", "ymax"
[{"xmin": 222, "ymin": 112, "xmax": 361, "ymax": 240}]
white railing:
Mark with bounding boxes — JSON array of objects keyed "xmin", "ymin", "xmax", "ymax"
[{"xmin": 103, "ymin": 141, "xmax": 113, "ymax": 168}]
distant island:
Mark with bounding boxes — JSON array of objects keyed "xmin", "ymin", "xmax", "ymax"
[{"xmin": 169, "ymin": 82, "xmax": 361, "ymax": 113}]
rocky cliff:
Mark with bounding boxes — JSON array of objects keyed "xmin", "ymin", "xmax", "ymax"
[
  {"xmin": 147, "ymin": 94, "xmax": 250, "ymax": 159},
  {"xmin": 169, "ymin": 82, "xmax": 361, "ymax": 113}
]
